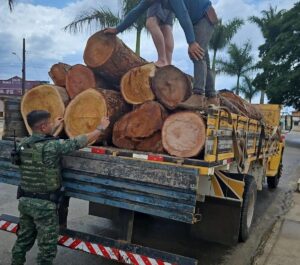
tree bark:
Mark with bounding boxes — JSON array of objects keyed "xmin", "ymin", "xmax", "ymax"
[
  {"xmin": 64, "ymin": 88, "xmax": 129, "ymax": 143},
  {"xmin": 21, "ymin": 85, "xmax": 69, "ymax": 136},
  {"xmin": 48, "ymin": 63, "xmax": 71, "ymax": 87},
  {"xmin": 151, "ymin": 65, "xmax": 192, "ymax": 110},
  {"xmin": 66, "ymin": 64, "xmax": 109, "ymax": 99},
  {"xmin": 162, "ymin": 111, "xmax": 206, "ymax": 158},
  {"xmin": 113, "ymin": 101, "xmax": 167, "ymax": 152},
  {"xmin": 84, "ymin": 31, "xmax": 146, "ymax": 85},
  {"xmin": 218, "ymin": 90, "xmax": 263, "ymax": 120},
  {"xmin": 121, "ymin": 63, "xmax": 156, "ymax": 105}
]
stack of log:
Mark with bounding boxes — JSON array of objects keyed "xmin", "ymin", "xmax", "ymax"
[{"xmin": 21, "ymin": 30, "xmax": 263, "ymax": 158}]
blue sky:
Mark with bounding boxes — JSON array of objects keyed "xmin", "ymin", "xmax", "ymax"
[{"xmin": 0, "ymin": 0, "xmax": 297, "ymax": 108}]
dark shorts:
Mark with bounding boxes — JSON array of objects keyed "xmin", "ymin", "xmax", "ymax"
[{"xmin": 147, "ymin": 2, "xmax": 174, "ymax": 26}]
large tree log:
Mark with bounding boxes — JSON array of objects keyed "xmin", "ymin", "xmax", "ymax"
[
  {"xmin": 113, "ymin": 101, "xmax": 166, "ymax": 151},
  {"xmin": 135, "ymin": 131, "xmax": 164, "ymax": 153},
  {"xmin": 48, "ymin": 62, "xmax": 71, "ymax": 87},
  {"xmin": 218, "ymin": 90, "xmax": 263, "ymax": 120},
  {"xmin": 21, "ymin": 85, "xmax": 69, "ymax": 136},
  {"xmin": 151, "ymin": 65, "xmax": 192, "ymax": 110},
  {"xmin": 162, "ymin": 111, "xmax": 206, "ymax": 158},
  {"xmin": 64, "ymin": 88, "xmax": 129, "ymax": 143},
  {"xmin": 66, "ymin": 64, "xmax": 109, "ymax": 99},
  {"xmin": 84, "ymin": 31, "xmax": 146, "ymax": 85},
  {"xmin": 120, "ymin": 63, "xmax": 156, "ymax": 104}
]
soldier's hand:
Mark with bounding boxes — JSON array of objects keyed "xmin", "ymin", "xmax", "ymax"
[
  {"xmin": 54, "ymin": 117, "xmax": 64, "ymax": 128},
  {"xmin": 188, "ymin": 42, "xmax": 204, "ymax": 61},
  {"xmin": 98, "ymin": 117, "xmax": 110, "ymax": 131},
  {"xmin": 104, "ymin": 28, "xmax": 118, "ymax": 35}
]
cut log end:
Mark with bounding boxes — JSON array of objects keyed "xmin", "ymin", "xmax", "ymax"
[
  {"xmin": 121, "ymin": 63, "xmax": 156, "ymax": 104},
  {"xmin": 21, "ymin": 85, "xmax": 69, "ymax": 136},
  {"xmin": 162, "ymin": 112, "xmax": 206, "ymax": 158},
  {"xmin": 66, "ymin": 64, "xmax": 96, "ymax": 99},
  {"xmin": 48, "ymin": 63, "xmax": 71, "ymax": 87},
  {"xmin": 83, "ymin": 32, "xmax": 115, "ymax": 68},
  {"xmin": 152, "ymin": 65, "xmax": 192, "ymax": 110}
]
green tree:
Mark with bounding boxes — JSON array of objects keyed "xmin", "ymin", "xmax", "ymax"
[
  {"xmin": 249, "ymin": 6, "xmax": 285, "ymax": 103},
  {"xmin": 217, "ymin": 42, "xmax": 256, "ymax": 95},
  {"xmin": 64, "ymin": 0, "xmax": 146, "ymax": 55},
  {"xmin": 209, "ymin": 18, "xmax": 244, "ymax": 75},
  {"xmin": 260, "ymin": 3, "xmax": 300, "ymax": 109},
  {"xmin": 238, "ymin": 76, "xmax": 260, "ymax": 103}
]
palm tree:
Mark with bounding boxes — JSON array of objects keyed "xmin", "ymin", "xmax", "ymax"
[
  {"xmin": 249, "ymin": 6, "xmax": 285, "ymax": 103},
  {"xmin": 238, "ymin": 76, "xmax": 260, "ymax": 103},
  {"xmin": 217, "ymin": 42, "xmax": 255, "ymax": 95},
  {"xmin": 64, "ymin": 0, "xmax": 146, "ymax": 56},
  {"xmin": 8, "ymin": 0, "xmax": 14, "ymax": 11},
  {"xmin": 209, "ymin": 18, "xmax": 244, "ymax": 75}
]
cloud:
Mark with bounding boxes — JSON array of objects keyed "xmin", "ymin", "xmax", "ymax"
[{"xmin": 0, "ymin": 0, "xmax": 297, "ymax": 96}]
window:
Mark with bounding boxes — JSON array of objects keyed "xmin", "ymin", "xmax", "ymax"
[{"xmin": 294, "ymin": 121, "xmax": 299, "ymax": 126}]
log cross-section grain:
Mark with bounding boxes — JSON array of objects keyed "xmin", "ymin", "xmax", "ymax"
[
  {"xmin": 21, "ymin": 85, "xmax": 69, "ymax": 136},
  {"xmin": 48, "ymin": 62, "xmax": 71, "ymax": 87},
  {"xmin": 84, "ymin": 31, "xmax": 146, "ymax": 84},
  {"xmin": 66, "ymin": 64, "xmax": 110, "ymax": 99},
  {"xmin": 113, "ymin": 101, "xmax": 166, "ymax": 152},
  {"xmin": 162, "ymin": 112, "xmax": 206, "ymax": 158},
  {"xmin": 152, "ymin": 65, "xmax": 192, "ymax": 110},
  {"xmin": 120, "ymin": 63, "xmax": 156, "ymax": 104},
  {"xmin": 64, "ymin": 88, "xmax": 129, "ymax": 143}
]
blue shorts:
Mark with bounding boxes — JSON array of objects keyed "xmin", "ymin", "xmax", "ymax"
[{"xmin": 147, "ymin": 2, "xmax": 174, "ymax": 26}]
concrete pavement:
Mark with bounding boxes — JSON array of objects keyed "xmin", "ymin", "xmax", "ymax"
[
  {"xmin": 254, "ymin": 192, "xmax": 300, "ymax": 265},
  {"xmin": 285, "ymin": 131, "xmax": 300, "ymax": 148}
]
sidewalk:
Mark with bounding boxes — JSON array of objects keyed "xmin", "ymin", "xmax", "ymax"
[
  {"xmin": 285, "ymin": 131, "xmax": 300, "ymax": 148},
  {"xmin": 254, "ymin": 191, "xmax": 300, "ymax": 265}
]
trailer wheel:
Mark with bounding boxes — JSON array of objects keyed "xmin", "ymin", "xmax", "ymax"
[
  {"xmin": 267, "ymin": 162, "xmax": 282, "ymax": 189},
  {"xmin": 239, "ymin": 176, "xmax": 257, "ymax": 242}
]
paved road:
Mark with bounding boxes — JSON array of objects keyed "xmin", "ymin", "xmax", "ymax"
[{"xmin": 0, "ymin": 145, "xmax": 299, "ymax": 265}]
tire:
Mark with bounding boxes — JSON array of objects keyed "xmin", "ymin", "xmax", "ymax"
[
  {"xmin": 239, "ymin": 176, "xmax": 257, "ymax": 242},
  {"xmin": 267, "ymin": 162, "xmax": 282, "ymax": 189}
]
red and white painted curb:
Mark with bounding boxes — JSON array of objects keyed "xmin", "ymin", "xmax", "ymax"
[{"xmin": 0, "ymin": 220, "xmax": 173, "ymax": 265}]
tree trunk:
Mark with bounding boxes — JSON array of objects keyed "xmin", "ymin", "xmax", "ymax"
[
  {"xmin": 84, "ymin": 30, "xmax": 146, "ymax": 85},
  {"xmin": 218, "ymin": 90, "xmax": 263, "ymax": 120},
  {"xmin": 162, "ymin": 111, "xmax": 206, "ymax": 158},
  {"xmin": 135, "ymin": 28, "xmax": 142, "ymax": 56},
  {"xmin": 64, "ymin": 88, "xmax": 129, "ymax": 143},
  {"xmin": 113, "ymin": 101, "xmax": 167, "ymax": 152},
  {"xmin": 66, "ymin": 64, "xmax": 109, "ymax": 99},
  {"xmin": 260, "ymin": 90, "xmax": 265, "ymax": 104},
  {"xmin": 21, "ymin": 85, "xmax": 69, "ymax": 136},
  {"xmin": 120, "ymin": 63, "xmax": 156, "ymax": 105},
  {"xmin": 236, "ymin": 75, "xmax": 240, "ymax": 96},
  {"xmin": 151, "ymin": 65, "xmax": 192, "ymax": 110},
  {"xmin": 48, "ymin": 63, "xmax": 71, "ymax": 87}
]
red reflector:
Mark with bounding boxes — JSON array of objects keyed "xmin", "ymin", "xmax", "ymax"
[
  {"xmin": 91, "ymin": 147, "xmax": 106, "ymax": 155},
  {"xmin": 148, "ymin": 155, "xmax": 164, "ymax": 162},
  {"xmin": 280, "ymin": 135, "xmax": 285, "ymax": 142}
]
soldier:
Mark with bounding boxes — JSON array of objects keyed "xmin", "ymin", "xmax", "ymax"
[
  {"xmin": 11, "ymin": 110, "xmax": 110, "ymax": 265},
  {"xmin": 104, "ymin": 0, "xmax": 219, "ymax": 109}
]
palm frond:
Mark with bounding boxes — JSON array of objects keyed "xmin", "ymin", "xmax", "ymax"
[{"xmin": 64, "ymin": 8, "xmax": 121, "ymax": 34}]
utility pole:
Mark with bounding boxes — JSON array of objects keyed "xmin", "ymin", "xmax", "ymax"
[{"xmin": 22, "ymin": 38, "xmax": 26, "ymax": 96}]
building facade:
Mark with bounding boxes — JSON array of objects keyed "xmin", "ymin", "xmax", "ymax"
[
  {"xmin": 292, "ymin": 111, "xmax": 300, "ymax": 132},
  {"xmin": 0, "ymin": 76, "xmax": 48, "ymax": 96}
]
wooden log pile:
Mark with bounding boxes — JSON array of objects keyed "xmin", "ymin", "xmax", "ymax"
[{"xmin": 21, "ymin": 30, "xmax": 263, "ymax": 158}]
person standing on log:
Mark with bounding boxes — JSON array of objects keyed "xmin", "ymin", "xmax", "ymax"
[
  {"xmin": 104, "ymin": 0, "xmax": 219, "ymax": 109},
  {"xmin": 146, "ymin": 2, "xmax": 174, "ymax": 67},
  {"xmin": 11, "ymin": 110, "xmax": 109, "ymax": 265}
]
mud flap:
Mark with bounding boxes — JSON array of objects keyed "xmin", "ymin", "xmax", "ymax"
[{"xmin": 190, "ymin": 197, "xmax": 242, "ymax": 246}]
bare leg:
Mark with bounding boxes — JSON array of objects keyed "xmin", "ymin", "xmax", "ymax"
[
  {"xmin": 160, "ymin": 24, "xmax": 174, "ymax": 65},
  {"xmin": 146, "ymin": 16, "xmax": 168, "ymax": 67}
]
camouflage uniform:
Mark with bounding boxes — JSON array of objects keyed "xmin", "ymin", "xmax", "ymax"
[{"xmin": 11, "ymin": 132, "xmax": 88, "ymax": 265}]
